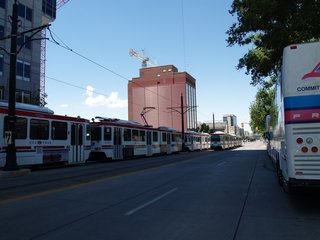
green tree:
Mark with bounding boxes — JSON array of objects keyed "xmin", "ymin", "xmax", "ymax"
[
  {"xmin": 249, "ymin": 87, "xmax": 274, "ymax": 135},
  {"xmin": 200, "ymin": 123, "xmax": 210, "ymax": 133},
  {"xmin": 227, "ymin": 0, "xmax": 320, "ymax": 86}
]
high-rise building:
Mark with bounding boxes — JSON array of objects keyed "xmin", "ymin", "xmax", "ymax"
[
  {"xmin": 0, "ymin": 0, "xmax": 56, "ymax": 104},
  {"xmin": 223, "ymin": 114, "xmax": 238, "ymax": 135},
  {"xmin": 128, "ymin": 65, "xmax": 197, "ymax": 131},
  {"xmin": 223, "ymin": 114, "xmax": 237, "ymax": 127}
]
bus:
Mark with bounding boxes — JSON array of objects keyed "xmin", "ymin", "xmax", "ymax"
[{"xmin": 266, "ymin": 42, "xmax": 320, "ymax": 192}]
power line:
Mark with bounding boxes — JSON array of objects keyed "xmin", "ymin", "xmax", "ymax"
[{"xmin": 46, "ymin": 29, "xmax": 183, "ymax": 107}]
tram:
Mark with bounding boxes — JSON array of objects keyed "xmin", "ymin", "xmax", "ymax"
[
  {"xmin": 89, "ymin": 117, "xmax": 182, "ymax": 160},
  {"xmin": 0, "ymin": 101, "xmax": 91, "ymax": 167}
]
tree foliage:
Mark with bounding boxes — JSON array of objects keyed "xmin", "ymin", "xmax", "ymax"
[
  {"xmin": 227, "ymin": 0, "xmax": 320, "ymax": 86},
  {"xmin": 199, "ymin": 123, "xmax": 210, "ymax": 133},
  {"xmin": 249, "ymin": 88, "xmax": 274, "ymax": 135}
]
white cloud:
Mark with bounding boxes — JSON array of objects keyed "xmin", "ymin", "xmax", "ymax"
[{"xmin": 85, "ymin": 85, "xmax": 127, "ymax": 109}]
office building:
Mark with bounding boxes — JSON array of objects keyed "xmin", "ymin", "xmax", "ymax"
[
  {"xmin": 0, "ymin": 0, "xmax": 56, "ymax": 104},
  {"xmin": 128, "ymin": 65, "xmax": 197, "ymax": 131}
]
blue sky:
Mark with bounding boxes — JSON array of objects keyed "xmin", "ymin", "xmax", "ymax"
[{"xmin": 45, "ymin": 0, "xmax": 257, "ymax": 125}]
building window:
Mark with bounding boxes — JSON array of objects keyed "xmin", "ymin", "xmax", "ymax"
[
  {"xmin": 0, "ymin": 25, "xmax": 4, "ymax": 39},
  {"xmin": 18, "ymin": 3, "xmax": 32, "ymax": 22},
  {"xmin": 0, "ymin": 55, "xmax": 3, "ymax": 75},
  {"xmin": 0, "ymin": 86, "xmax": 3, "ymax": 100},
  {"xmin": 16, "ymin": 60, "xmax": 30, "ymax": 81},
  {"xmin": 16, "ymin": 90, "xmax": 31, "ymax": 104},
  {"xmin": 42, "ymin": 0, "xmax": 56, "ymax": 19},
  {"xmin": 17, "ymin": 35, "xmax": 31, "ymax": 50},
  {"xmin": 0, "ymin": 0, "xmax": 5, "ymax": 9}
]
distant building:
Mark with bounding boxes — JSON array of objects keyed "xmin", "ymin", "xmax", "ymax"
[
  {"xmin": 128, "ymin": 65, "xmax": 197, "ymax": 131},
  {"xmin": 0, "ymin": 0, "xmax": 56, "ymax": 104},
  {"xmin": 201, "ymin": 120, "xmax": 226, "ymax": 132},
  {"xmin": 223, "ymin": 114, "xmax": 237, "ymax": 127}
]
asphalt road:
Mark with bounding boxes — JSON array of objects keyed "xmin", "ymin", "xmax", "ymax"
[{"xmin": 1, "ymin": 141, "xmax": 320, "ymax": 240}]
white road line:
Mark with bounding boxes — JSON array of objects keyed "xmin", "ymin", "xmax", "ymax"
[
  {"xmin": 125, "ymin": 188, "xmax": 178, "ymax": 216},
  {"xmin": 216, "ymin": 161, "xmax": 226, "ymax": 167}
]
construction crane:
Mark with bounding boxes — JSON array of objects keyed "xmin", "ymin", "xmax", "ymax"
[
  {"xmin": 40, "ymin": 0, "xmax": 70, "ymax": 106},
  {"xmin": 129, "ymin": 49, "xmax": 155, "ymax": 68}
]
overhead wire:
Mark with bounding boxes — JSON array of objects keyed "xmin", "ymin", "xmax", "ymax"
[
  {"xmin": 47, "ymin": 27, "xmax": 214, "ymax": 123},
  {"xmin": 46, "ymin": 28, "xmax": 183, "ymax": 108}
]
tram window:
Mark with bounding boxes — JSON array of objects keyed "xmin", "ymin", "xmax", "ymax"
[
  {"xmin": 132, "ymin": 129, "xmax": 139, "ymax": 141},
  {"xmin": 91, "ymin": 126, "xmax": 101, "ymax": 141},
  {"xmin": 162, "ymin": 132, "xmax": 166, "ymax": 142},
  {"xmin": 176, "ymin": 134, "xmax": 181, "ymax": 142},
  {"xmin": 124, "ymin": 128, "xmax": 131, "ymax": 141},
  {"xmin": 104, "ymin": 127, "xmax": 112, "ymax": 141},
  {"xmin": 171, "ymin": 134, "xmax": 175, "ymax": 142},
  {"xmin": 51, "ymin": 121, "xmax": 67, "ymax": 140},
  {"xmin": 4, "ymin": 116, "xmax": 27, "ymax": 139},
  {"xmin": 86, "ymin": 125, "xmax": 91, "ymax": 141},
  {"xmin": 140, "ymin": 130, "xmax": 145, "ymax": 141},
  {"xmin": 152, "ymin": 131, "xmax": 158, "ymax": 142},
  {"xmin": 30, "ymin": 119, "xmax": 49, "ymax": 140}
]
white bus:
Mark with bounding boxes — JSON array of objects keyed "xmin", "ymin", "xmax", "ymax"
[{"xmin": 266, "ymin": 42, "xmax": 320, "ymax": 192}]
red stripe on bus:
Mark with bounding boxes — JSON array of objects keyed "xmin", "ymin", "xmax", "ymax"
[{"xmin": 285, "ymin": 108, "xmax": 320, "ymax": 123}]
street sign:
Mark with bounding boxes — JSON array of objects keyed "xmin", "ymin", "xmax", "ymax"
[{"xmin": 4, "ymin": 131, "xmax": 13, "ymax": 145}]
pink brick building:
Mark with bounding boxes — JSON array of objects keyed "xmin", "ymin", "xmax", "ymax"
[{"xmin": 128, "ymin": 65, "xmax": 197, "ymax": 131}]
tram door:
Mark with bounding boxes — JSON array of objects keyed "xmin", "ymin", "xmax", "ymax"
[
  {"xmin": 70, "ymin": 123, "xmax": 84, "ymax": 163},
  {"xmin": 167, "ymin": 132, "xmax": 172, "ymax": 154},
  {"xmin": 113, "ymin": 127, "xmax": 123, "ymax": 160},
  {"xmin": 146, "ymin": 131, "xmax": 152, "ymax": 156}
]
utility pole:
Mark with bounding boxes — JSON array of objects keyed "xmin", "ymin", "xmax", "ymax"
[
  {"xmin": 181, "ymin": 94, "xmax": 185, "ymax": 148},
  {"xmin": 212, "ymin": 113, "xmax": 215, "ymax": 133},
  {"xmin": 4, "ymin": 0, "xmax": 19, "ymax": 171},
  {"xmin": 167, "ymin": 94, "xmax": 197, "ymax": 151},
  {"xmin": 3, "ymin": 1, "xmax": 50, "ymax": 171}
]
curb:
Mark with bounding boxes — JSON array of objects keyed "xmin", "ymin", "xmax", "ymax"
[{"xmin": 0, "ymin": 169, "xmax": 31, "ymax": 178}]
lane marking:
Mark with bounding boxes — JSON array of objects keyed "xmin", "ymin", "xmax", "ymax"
[
  {"xmin": 0, "ymin": 160, "xmax": 187, "ymax": 205},
  {"xmin": 0, "ymin": 151, "xmax": 215, "ymax": 205},
  {"xmin": 216, "ymin": 161, "xmax": 226, "ymax": 167},
  {"xmin": 125, "ymin": 188, "xmax": 178, "ymax": 216}
]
